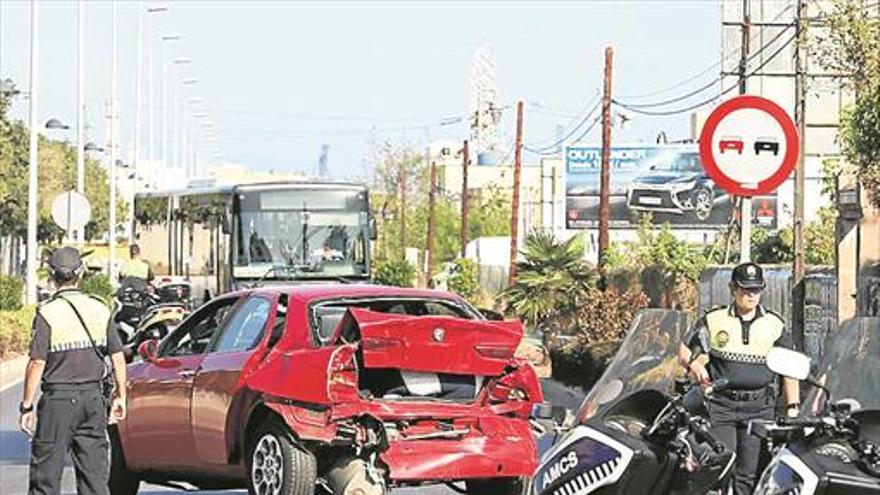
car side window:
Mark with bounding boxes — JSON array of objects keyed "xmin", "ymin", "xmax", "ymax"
[
  {"xmin": 161, "ymin": 297, "xmax": 239, "ymax": 357},
  {"xmin": 212, "ymin": 297, "xmax": 272, "ymax": 353}
]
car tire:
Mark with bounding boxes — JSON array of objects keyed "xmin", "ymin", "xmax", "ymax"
[
  {"xmin": 108, "ymin": 425, "xmax": 140, "ymax": 495},
  {"xmin": 325, "ymin": 456, "xmax": 386, "ymax": 495},
  {"xmin": 247, "ymin": 418, "xmax": 317, "ymax": 495},
  {"xmin": 465, "ymin": 477, "xmax": 527, "ymax": 495},
  {"xmin": 692, "ymin": 188, "xmax": 713, "ymax": 221}
]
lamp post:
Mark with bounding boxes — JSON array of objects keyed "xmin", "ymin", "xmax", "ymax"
[
  {"xmin": 26, "ymin": 0, "xmax": 39, "ymax": 304},
  {"xmin": 45, "ymin": 118, "xmax": 70, "ymax": 130},
  {"xmin": 179, "ymin": 79, "xmax": 198, "ymax": 179},
  {"xmin": 109, "ymin": 0, "xmax": 119, "ymax": 281},
  {"xmin": 171, "ymin": 58, "xmax": 190, "ymax": 174},
  {"xmin": 145, "ymin": 5, "xmax": 167, "ymax": 188},
  {"xmin": 161, "ymin": 34, "xmax": 180, "ymax": 175}
]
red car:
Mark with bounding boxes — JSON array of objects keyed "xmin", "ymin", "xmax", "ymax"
[
  {"xmin": 110, "ymin": 284, "xmax": 543, "ymax": 495},
  {"xmin": 718, "ymin": 136, "xmax": 744, "ymax": 155}
]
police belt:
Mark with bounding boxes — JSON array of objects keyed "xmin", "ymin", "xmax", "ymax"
[
  {"xmin": 717, "ymin": 387, "xmax": 769, "ymax": 401},
  {"xmin": 41, "ymin": 381, "xmax": 101, "ymax": 392}
]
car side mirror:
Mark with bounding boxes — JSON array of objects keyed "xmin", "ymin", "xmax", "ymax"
[
  {"xmin": 532, "ymin": 403, "xmax": 569, "ymax": 426},
  {"xmin": 766, "ymin": 347, "xmax": 811, "ymax": 380},
  {"xmin": 138, "ymin": 339, "xmax": 160, "ymax": 363}
]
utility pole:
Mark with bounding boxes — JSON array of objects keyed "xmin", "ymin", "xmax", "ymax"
[
  {"xmin": 26, "ymin": 0, "xmax": 39, "ymax": 304},
  {"xmin": 399, "ymin": 160, "xmax": 407, "ymax": 256},
  {"xmin": 426, "ymin": 160, "xmax": 437, "ymax": 284},
  {"xmin": 792, "ymin": 0, "xmax": 807, "ymax": 350},
  {"xmin": 738, "ymin": 0, "xmax": 753, "ymax": 262},
  {"xmin": 459, "ymin": 139, "xmax": 470, "ymax": 258},
  {"xmin": 75, "ymin": 0, "xmax": 85, "ymax": 244},
  {"xmin": 508, "ymin": 101, "xmax": 524, "ymax": 287},
  {"xmin": 598, "ymin": 47, "xmax": 613, "ymax": 272}
]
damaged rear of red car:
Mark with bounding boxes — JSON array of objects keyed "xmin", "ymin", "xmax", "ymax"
[{"xmin": 246, "ymin": 303, "xmax": 543, "ymax": 494}]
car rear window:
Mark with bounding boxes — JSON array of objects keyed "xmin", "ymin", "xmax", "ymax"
[{"xmin": 310, "ymin": 298, "xmax": 476, "ymax": 345}]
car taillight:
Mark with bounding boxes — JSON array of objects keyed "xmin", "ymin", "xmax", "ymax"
[
  {"xmin": 327, "ymin": 346, "xmax": 359, "ymax": 403},
  {"xmin": 475, "ymin": 345, "xmax": 514, "ymax": 360}
]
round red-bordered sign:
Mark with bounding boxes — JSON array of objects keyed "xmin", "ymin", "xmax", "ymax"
[{"xmin": 699, "ymin": 95, "xmax": 799, "ymax": 197}]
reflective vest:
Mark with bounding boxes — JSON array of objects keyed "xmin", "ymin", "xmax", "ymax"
[
  {"xmin": 38, "ymin": 291, "xmax": 111, "ymax": 353},
  {"xmin": 705, "ymin": 306, "xmax": 785, "ymax": 365},
  {"xmin": 120, "ymin": 258, "xmax": 150, "ymax": 280}
]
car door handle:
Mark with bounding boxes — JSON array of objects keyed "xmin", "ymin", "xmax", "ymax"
[{"xmin": 178, "ymin": 369, "xmax": 196, "ymax": 378}]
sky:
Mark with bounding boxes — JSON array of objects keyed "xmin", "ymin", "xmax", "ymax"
[{"xmin": 0, "ymin": 1, "xmax": 721, "ymax": 180}]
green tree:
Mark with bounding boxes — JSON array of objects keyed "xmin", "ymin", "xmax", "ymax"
[
  {"xmin": 816, "ymin": 0, "xmax": 880, "ymax": 206},
  {"xmin": 502, "ymin": 230, "xmax": 599, "ymax": 338}
]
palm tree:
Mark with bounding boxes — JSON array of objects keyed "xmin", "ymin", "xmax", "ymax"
[{"xmin": 503, "ymin": 230, "xmax": 598, "ymax": 343}]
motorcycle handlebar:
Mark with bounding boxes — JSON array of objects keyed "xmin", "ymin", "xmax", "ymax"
[{"xmin": 778, "ymin": 416, "xmax": 825, "ymax": 428}]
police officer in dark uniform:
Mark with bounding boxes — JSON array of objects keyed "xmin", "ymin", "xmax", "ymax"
[
  {"xmin": 677, "ymin": 262, "xmax": 800, "ymax": 495},
  {"xmin": 19, "ymin": 247, "xmax": 127, "ymax": 495}
]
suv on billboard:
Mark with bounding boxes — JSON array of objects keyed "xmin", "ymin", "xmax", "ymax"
[{"xmin": 625, "ymin": 150, "xmax": 724, "ymax": 221}]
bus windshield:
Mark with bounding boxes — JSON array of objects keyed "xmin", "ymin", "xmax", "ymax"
[{"xmin": 233, "ymin": 188, "xmax": 371, "ymax": 280}]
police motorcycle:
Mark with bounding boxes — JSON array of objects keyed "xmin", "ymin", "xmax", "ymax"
[
  {"xmin": 750, "ymin": 317, "xmax": 880, "ymax": 495},
  {"xmin": 113, "ymin": 276, "xmax": 192, "ymax": 359},
  {"xmin": 531, "ymin": 310, "xmax": 736, "ymax": 495}
]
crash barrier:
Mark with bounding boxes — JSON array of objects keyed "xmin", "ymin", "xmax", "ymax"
[
  {"xmin": 576, "ymin": 309, "xmax": 690, "ymax": 421},
  {"xmin": 699, "ymin": 265, "xmax": 837, "ymax": 372}
]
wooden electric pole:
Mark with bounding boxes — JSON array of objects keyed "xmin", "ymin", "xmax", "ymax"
[
  {"xmin": 508, "ymin": 101, "xmax": 524, "ymax": 287},
  {"xmin": 792, "ymin": 0, "xmax": 807, "ymax": 350},
  {"xmin": 399, "ymin": 160, "xmax": 407, "ymax": 256},
  {"xmin": 460, "ymin": 140, "xmax": 470, "ymax": 258},
  {"xmin": 426, "ymin": 160, "xmax": 437, "ymax": 284},
  {"xmin": 598, "ymin": 47, "xmax": 614, "ymax": 272}
]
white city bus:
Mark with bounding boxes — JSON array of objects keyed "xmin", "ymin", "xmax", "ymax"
[{"xmin": 133, "ymin": 181, "xmax": 373, "ymax": 302}]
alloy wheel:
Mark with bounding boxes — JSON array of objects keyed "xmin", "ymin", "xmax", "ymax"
[{"xmin": 251, "ymin": 434, "xmax": 285, "ymax": 495}]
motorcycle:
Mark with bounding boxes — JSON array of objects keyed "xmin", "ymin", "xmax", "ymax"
[
  {"xmin": 530, "ymin": 309, "xmax": 736, "ymax": 495},
  {"xmin": 751, "ymin": 317, "xmax": 880, "ymax": 495},
  {"xmin": 114, "ymin": 276, "xmax": 193, "ymax": 360}
]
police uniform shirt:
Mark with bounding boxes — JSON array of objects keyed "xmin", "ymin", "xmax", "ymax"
[
  {"xmin": 29, "ymin": 289, "xmax": 123, "ymax": 386},
  {"xmin": 683, "ymin": 304, "xmax": 791, "ymax": 390}
]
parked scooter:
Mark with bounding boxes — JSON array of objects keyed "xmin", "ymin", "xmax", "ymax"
[
  {"xmin": 113, "ymin": 276, "xmax": 192, "ymax": 361},
  {"xmin": 750, "ymin": 317, "xmax": 880, "ymax": 495},
  {"xmin": 530, "ymin": 309, "xmax": 736, "ymax": 495}
]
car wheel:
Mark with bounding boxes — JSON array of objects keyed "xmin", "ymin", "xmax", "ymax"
[
  {"xmin": 325, "ymin": 457, "xmax": 386, "ymax": 495},
  {"xmin": 465, "ymin": 477, "xmax": 527, "ymax": 495},
  {"xmin": 108, "ymin": 425, "xmax": 140, "ymax": 495},
  {"xmin": 247, "ymin": 418, "xmax": 317, "ymax": 495},
  {"xmin": 692, "ymin": 188, "xmax": 713, "ymax": 221}
]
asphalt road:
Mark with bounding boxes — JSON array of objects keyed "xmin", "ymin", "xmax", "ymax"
[{"xmin": 0, "ymin": 379, "xmax": 585, "ymax": 494}]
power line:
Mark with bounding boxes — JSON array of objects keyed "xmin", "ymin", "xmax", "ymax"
[
  {"xmin": 524, "ymin": 114, "xmax": 602, "ymax": 156},
  {"xmin": 621, "ymin": 21, "xmax": 795, "ymax": 110},
  {"xmin": 524, "ymin": 99, "xmax": 601, "ymax": 152},
  {"xmin": 614, "ymin": 30, "xmax": 798, "ymax": 117}
]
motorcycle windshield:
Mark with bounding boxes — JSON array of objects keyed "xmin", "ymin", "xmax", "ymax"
[
  {"xmin": 575, "ymin": 309, "xmax": 690, "ymax": 424},
  {"xmin": 802, "ymin": 317, "xmax": 880, "ymax": 416}
]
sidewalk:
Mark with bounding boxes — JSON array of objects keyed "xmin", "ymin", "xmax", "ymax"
[{"xmin": 0, "ymin": 354, "xmax": 28, "ymax": 393}]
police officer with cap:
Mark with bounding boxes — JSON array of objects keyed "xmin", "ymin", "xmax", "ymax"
[
  {"xmin": 19, "ymin": 247, "xmax": 127, "ymax": 495},
  {"xmin": 118, "ymin": 244, "xmax": 152, "ymax": 282},
  {"xmin": 677, "ymin": 262, "xmax": 800, "ymax": 495}
]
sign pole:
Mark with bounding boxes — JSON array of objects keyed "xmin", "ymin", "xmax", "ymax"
[{"xmin": 740, "ymin": 196, "xmax": 752, "ymax": 262}]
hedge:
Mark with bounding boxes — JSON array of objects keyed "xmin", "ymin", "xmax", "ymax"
[{"xmin": 0, "ymin": 306, "xmax": 36, "ymax": 358}]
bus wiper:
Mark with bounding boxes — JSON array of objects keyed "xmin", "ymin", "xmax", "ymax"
[{"xmin": 252, "ymin": 265, "xmax": 300, "ymax": 288}]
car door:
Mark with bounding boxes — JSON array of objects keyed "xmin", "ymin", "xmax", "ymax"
[
  {"xmin": 191, "ymin": 294, "xmax": 279, "ymax": 465},
  {"xmin": 124, "ymin": 295, "xmax": 240, "ymax": 471}
]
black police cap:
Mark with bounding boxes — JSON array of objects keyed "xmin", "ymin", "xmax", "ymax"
[
  {"xmin": 48, "ymin": 246, "xmax": 83, "ymax": 274},
  {"xmin": 731, "ymin": 262, "xmax": 766, "ymax": 289}
]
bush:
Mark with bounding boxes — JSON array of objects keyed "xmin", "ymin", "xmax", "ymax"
[
  {"xmin": 82, "ymin": 272, "xmax": 114, "ymax": 305},
  {"xmin": 373, "ymin": 259, "xmax": 416, "ymax": 287},
  {"xmin": 550, "ymin": 288, "xmax": 649, "ymax": 389},
  {"xmin": 0, "ymin": 275, "xmax": 23, "ymax": 311},
  {"xmin": 0, "ymin": 306, "xmax": 36, "ymax": 358},
  {"xmin": 446, "ymin": 258, "xmax": 480, "ymax": 301}
]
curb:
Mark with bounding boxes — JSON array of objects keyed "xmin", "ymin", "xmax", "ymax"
[{"xmin": 0, "ymin": 355, "xmax": 28, "ymax": 393}]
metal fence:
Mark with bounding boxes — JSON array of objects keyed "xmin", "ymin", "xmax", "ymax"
[{"xmin": 698, "ymin": 265, "xmax": 838, "ymax": 368}]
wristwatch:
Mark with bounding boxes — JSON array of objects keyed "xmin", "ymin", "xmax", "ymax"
[
  {"xmin": 19, "ymin": 402, "xmax": 33, "ymax": 414},
  {"xmin": 786, "ymin": 402, "xmax": 801, "ymax": 410}
]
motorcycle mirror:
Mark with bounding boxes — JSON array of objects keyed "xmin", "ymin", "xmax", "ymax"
[
  {"xmin": 766, "ymin": 347, "xmax": 811, "ymax": 381},
  {"xmin": 594, "ymin": 379, "xmax": 624, "ymax": 406}
]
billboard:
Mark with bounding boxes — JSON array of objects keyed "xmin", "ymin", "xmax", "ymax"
[{"xmin": 565, "ymin": 144, "xmax": 778, "ymax": 230}]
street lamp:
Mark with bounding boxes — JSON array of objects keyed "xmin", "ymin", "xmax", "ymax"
[
  {"xmin": 160, "ymin": 34, "xmax": 180, "ymax": 173},
  {"xmin": 144, "ymin": 5, "xmax": 168, "ymax": 186},
  {"xmin": 45, "ymin": 118, "xmax": 69, "ymax": 130},
  {"xmin": 0, "ymin": 78, "xmax": 20, "ymax": 96},
  {"xmin": 84, "ymin": 142, "xmax": 105, "ymax": 153}
]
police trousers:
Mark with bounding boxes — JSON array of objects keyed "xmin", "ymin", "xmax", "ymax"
[
  {"xmin": 708, "ymin": 392, "xmax": 774, "ymax": 495},
  {"xmin": 28, "ymin": 384, "xmax": 109, "ymax": 495}
]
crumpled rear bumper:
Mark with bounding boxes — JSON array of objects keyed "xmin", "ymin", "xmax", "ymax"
[{"xmin": 381, "ymin": 415, "xmax": 537, "ymax": 481}]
